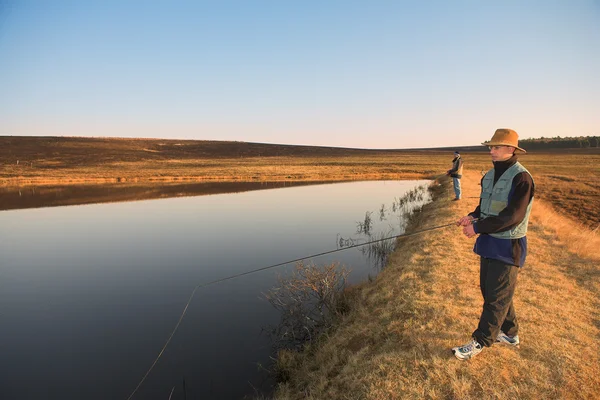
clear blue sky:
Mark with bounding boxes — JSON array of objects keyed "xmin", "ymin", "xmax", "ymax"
[{"xmin": 1, "ymin": 1, "xmax": 599, "ymax": 149}]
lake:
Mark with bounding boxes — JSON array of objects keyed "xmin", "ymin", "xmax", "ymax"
[{"xmin": 0, "ymin": 180, "xmax": 430, "ymax": 400}]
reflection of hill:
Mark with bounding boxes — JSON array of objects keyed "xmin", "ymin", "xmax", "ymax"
[{"xmin": 0, "ymin": 181, "xmax": 332, "ymax": 211}]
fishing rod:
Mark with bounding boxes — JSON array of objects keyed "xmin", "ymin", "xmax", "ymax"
[{"xmin": 125, "ymin": 219, "xmax": 459, "ymax": 400}]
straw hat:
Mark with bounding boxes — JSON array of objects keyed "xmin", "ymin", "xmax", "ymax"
[{"xmin": 482, "ymin": 128, "xmax": 526, "ymax": 153}]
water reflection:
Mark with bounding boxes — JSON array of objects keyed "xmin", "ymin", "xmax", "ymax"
[
  {"xmin": 0, "ymin": 180, "xmax": 430, "ymax": 400},
  {"xmin": 337, "ymin": 184, "xmax": 431, "ymax": 270},
  {"xmin": 0, "ymin": 181, "xmax": 335, "ymax": 211}
]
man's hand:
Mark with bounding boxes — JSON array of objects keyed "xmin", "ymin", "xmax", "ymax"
[
  {"xmin": 462, "ymin": 224, "xmax": 477, "ymax": 238},
  {"xmin": 456, "ymin": 215, "xmax": 474, "ymax": 226}
]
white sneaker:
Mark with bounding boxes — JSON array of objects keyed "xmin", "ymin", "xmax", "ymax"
[
  {"xmin": 496, "ymin": 331, "xmax": 520, "ymax": 347},
  {"xmin": 452, "ymin": 338, "xmax": 483, "ymax": 360}
]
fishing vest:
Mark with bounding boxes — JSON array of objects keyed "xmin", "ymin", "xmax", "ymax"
[
  {"xmin": 451, "ymin": 157, "xmax": 463, "ymax": 177},
  {"xmin": 480, "ymin": 162, "xmax": 534, "ymax": 239}
]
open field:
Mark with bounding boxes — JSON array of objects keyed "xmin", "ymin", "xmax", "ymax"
[
  {"xmin": 2, "ymin": 136, "xmax": 599, "ymax": 228},
  {"xmin": 0, "ymin": 136, "xmax": 451, "ymax": 184},
  {"xmin": 273, "ymin": 172, "xmax": 600, "ymax": 400},
  {"xmin": 3, "ymin": 136, "xmax": 599, "ymax": 398}
]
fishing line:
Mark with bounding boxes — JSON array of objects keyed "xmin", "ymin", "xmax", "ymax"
[{"xmin": 126, "ymin": 219, "xmax": 457, "ymax": 400}]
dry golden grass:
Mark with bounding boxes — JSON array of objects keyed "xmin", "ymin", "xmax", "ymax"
[
  {"xmin": 530, "ymin": 201, "xmax": 600, "ymax": 262},
  {"xmin": 0, "ymin": 136, "xmax": 445, "ymax": 185},
  {"xmin": 1, "ymin": 153, "xmax": 440, "ymax": 184},
  {"xmin": 273, "ymin": 170, "xmax": 600, "ymax": 400}
]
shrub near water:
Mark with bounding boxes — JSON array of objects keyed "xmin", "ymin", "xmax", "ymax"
[{"xmin": 263, "ymin": 262, "xmax": 351, "ymax": 352}]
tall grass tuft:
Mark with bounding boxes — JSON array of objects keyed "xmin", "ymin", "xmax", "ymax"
[
  {"xmin": 531, "ymin": 200, "xmax": 600, "ymax": 261},
  {"xmin": 337, "ymin": 183, "xmax": 434, "ymax": 270},
  {"xmin": 356, "ymin": 211, "xmax": 373, "ymax": 235},
  {"xmin": 360, "ymin": 230, "xmax": 396, "ymax": 270}
]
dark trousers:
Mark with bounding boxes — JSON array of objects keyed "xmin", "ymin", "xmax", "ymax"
[{"xmin": 472, "ymin": 257, "xmax": 519, "ymax": 347}]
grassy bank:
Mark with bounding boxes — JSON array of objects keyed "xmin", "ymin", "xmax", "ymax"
[{"xmin": 273, "ymin": 170, "xmax": 600, "ymax": 399}]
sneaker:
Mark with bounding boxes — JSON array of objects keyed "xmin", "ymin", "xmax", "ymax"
[
  {"xmin": 452, "ymin": 338, "xmax": 483, "ymax": 360},
  {"xmin": 496, "ymin": 331, "xmax": 520, "ymax": 347},
  {"xmin": 452, "ymin": 198, "xmax": 460, "ymax": 201}
]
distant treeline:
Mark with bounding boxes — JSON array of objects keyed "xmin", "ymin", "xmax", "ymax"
[
  {"xmin": 428, "ymin": 135, "xmax": 600, "ymax": 153},
  {"xmin": 521, "ymin": 136, "xmax": 600, "ymax": 150}
]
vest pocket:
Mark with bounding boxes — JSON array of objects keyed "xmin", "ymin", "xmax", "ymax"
[{"xmin": 490, "ymin": 199, "xmax": 508, "ymax": 214}]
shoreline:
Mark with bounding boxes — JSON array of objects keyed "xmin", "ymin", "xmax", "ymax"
[
  {"xmin": 271, "ymin": 171, "xmax": 600, "ymax": 399},
  {"xmin": 0, "ymin": 172, "xmax": 429, "ymax": 188}
]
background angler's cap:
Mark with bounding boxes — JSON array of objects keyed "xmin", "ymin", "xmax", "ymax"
[{"xmin": 482, "ymin": 128, "xmax": 526, "ymax": 153}]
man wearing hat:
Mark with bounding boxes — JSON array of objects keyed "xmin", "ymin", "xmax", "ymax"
[
  {"xmin": 447, "ymin": 151, "xmax": 463, "ymax": 200},
  {"xmin": 452, "ymin": 128, "xmax": 535, "ymax": 360}
]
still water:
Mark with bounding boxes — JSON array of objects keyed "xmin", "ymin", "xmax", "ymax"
[{"xmin": 0, "ymin": 180, "xmax": 430, "ymax": 400}]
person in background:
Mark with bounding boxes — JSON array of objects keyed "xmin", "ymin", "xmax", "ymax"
[
  {"xmin": 447, "ymin": 151, "xmax": 463, "ymax": 200},
  {"xmin": 452, "ymin": 128, "xmax": 534, "ymax": 360}
]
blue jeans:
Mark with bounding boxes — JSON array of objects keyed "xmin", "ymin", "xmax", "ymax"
[{"xmin": 453, "ymin": 177, "xmax": 461, "ymax": 199}]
